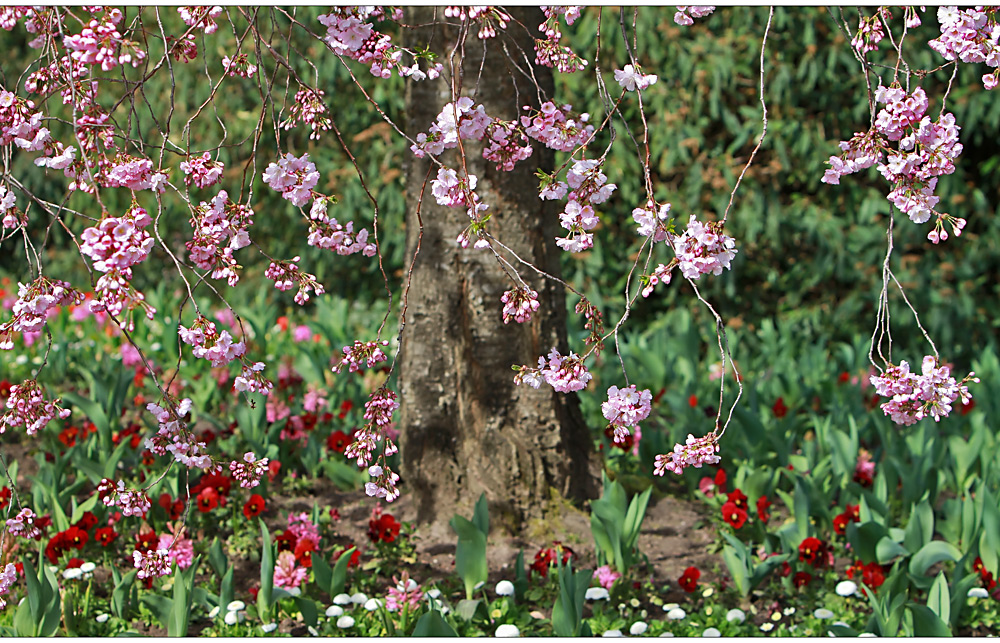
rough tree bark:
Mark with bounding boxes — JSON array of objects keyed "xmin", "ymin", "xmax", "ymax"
[{"xmin": 398, "ymin": 6, "xmax": 598, "ymax": 530}]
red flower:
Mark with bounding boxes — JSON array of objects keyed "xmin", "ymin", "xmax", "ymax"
[
  {"xmin": 846, "ymin": 504, "xmax": 860, "ymax": 521},
  {"xmin": 141, "ymin": 450, "xmax": 156, "ymax": 466},
  {"xmin": 196, "ymin": 487, "xmax": 219, "ymax": 513},
  {"xmin": 135, "ymin": 528, "xmax": 158, "ymax": 553},
  {"xmin": 329, "ymin": 507, "xmax": 341, "ymax": 521},
  {"xmin": 798, "ymin": 537, "xmax": 824, "ymax": 567},
  {"xmin": 368, "ymin": 513, "xmax": 401, "ymax": 543},
  {"xmin": 327, "ymin": 430, "xmax": 351, "ymax": 453},
  {"xmin": 58, "ymin": 426, "xmax": 80, "ymax": 447},
  {"xmin": 243, "ymin": 494, "xmax": 265, "ymax": 519},
  {"xmin": 973, "ymin": 557, "xmax": 986, "ymax": 575},
  {"xmin": 267, "ymin": 460, "xmax": 282, "ymax": 482},
  {"xmin": 530, "ymin": 542, "xmax": 576, "ymax": 578},
  {"xmin": 335, "ymin": 545, "xmax": 362, "ymax": 568},
  {"xmin": 199, "ymin": 472, "xmax": 232, "ymax": 499},
  {"xmin": 275, "ymin": 530, "xmax": 297, "ymax": 552},
  {"xmin": 294, "ymin": 538, "xmax": 315, "ymax": 568},
  {"xmin": 73, "ymin": 511, "xmax": 98, "ymax": 532},
  {"xmin": 714, "ymin": 468, "xmax": 727, "ymax": 493},
  {"xmin": 45, "ymin": 532, "xmax": 69, "ymax": 563},
  {"xmin": 961, "ymin": 398, "xmax": 975, "ymax": 415},
  {"xmin": 779, "ymin": 561, "xmax": 792, "ymax": 577},
  {"xmin": 838, "ymin": 371, "xmax": 850, "ymax": 384},
  {"xmin": 249, "ymin": 585, "xmax": 260, "ymax": 601},
  {"xmin": 832, "ymin": 513, "xmax": 850, "ymax": 535},
  {"xmin": 756, "ymin": 496, "xmax": 772, "ymax": 523},
  {"xmin": 95, "ymin": 526, "xmax": 118, "ymax": 547},
  {"xmin": 65, "ymin": 526, "xmax": 89, "ymax": 549},
  {"xmin": 727, "ymin": 488, "xmax": 748, "ymax": 510},
  {"xmin": 772, "ymin": 397, "xmax": 788, "ymax": 418},
  {"xmin": 0, "ymin": 380, "xmax": 11, "ymax": 397},
  {"xmin": 793, "ymin": 571, "xmax": 812, "ymax": 587},
  {"xmin": 0, "ymin": 486, "xmax": 10, "ymax": 510},
  {"xmin": 721, "ymin": 501, "xmax": 748, "ymax": 529},
  {"xmin": 847, "ymin": 560, "xmax": 885, "ymax": 590},
  {"xmin": 688, "ymin": 394, "xmax": 698, "ymax": 407},
  {"xmin": 678, "ymin": 566, "xmax": 700, "ymax": 593},
  {"xmin": 338, "ymin": 399, "xmax": 353, "ymax": 419}
]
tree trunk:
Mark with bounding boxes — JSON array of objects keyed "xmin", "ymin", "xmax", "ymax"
[{"xmin": 398, "ymin": 6, "xmax": 598, "ymax": 531}]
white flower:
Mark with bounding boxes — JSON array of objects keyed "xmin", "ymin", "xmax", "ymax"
[
  {"xmin": 227, "ymin": 600, "xmax": 246, "ymax": 612},
  {"xmin": 80, "ymin": 562, "xmax": 97, "ymax": 574},
  {"xmin": 495, "ymin": 624, "xmax": 521, "ymax": 637},
  {"xmin": 783, "ymin": 606, "xmax": 796, "ymax": 616},
  {"xmin": 364, "ymin": 598, "xmax": 382, "ymax": 611},
  {"xmin": 726, "ymin": 608, "xmax": 746, "ymax": 623},
  {"xmin": 62, "ymin": 568, "xmax": 83, "ymax": 580},
  {"xmin": 659, "ymin": 633, "xmax": 675, "ymax": 638},
  {"xmin": 96, "ymin": 613, "xmax": 110, "ymax": 623},
  {"xmin": 261, "ymin": 623, "xmax": 278, "ymax": 633},
  {"xmin": 427, "ymin": 588, "xmax": 442, "ymax": 599},
  {"xmin": 666, "ymin": 607, "xmax": 687, "ymax": 620},
  {"xmin": 813, "ymin": 608, "xmax": 835, "ymax": 619},
  {"xmin": 585, "ymin": 587, "xmax": 610, "ymax": 601},
  {"xmin": 859, "ymin": 633, "xmax": 878, "ymax": 638},
  {"xmin": 350, "ymin": 592, "xmax": 368, "ymax": 605},
  {"xmin": 325, "ymin": 605, "xmax": 344, "ymax": 617},
  {"xmin": 835, "ymin": 580, "xmax": 859, "ymax": 597},
  {"xmin": 333, "ymin": 593, "xmax": 352, "ymax": 605},
  {"xmin": 702, "ymin": 627, "xmax": 721, "ymax": 637},
  {"xmin": 968, "ymin": 587, "xmax": 989, "ymax": 598},
  {"xmin": 337, "ymin": 615, "xmax": 355, "ymax": 628},
  {"xmin": 307, "ymin": 626, "xmax": 319, "ymax": 636},
  {"xmin": 224, "ymin": 610, "xmax": 245, "ymax": 625},
  {"xmin": 630, "ymin": 622, "xmax": 649, "ymax": 635},
  {"xmin": 602, "ymin": 629, "xmax": 624, "ymax": 637},
  {"xmin": 760, "ymin": 622, "xmax": 774, "ymax": 632},
  {"xmin": 208, "ymin": 605, "xmax": 221, "ymax": 618},
  {"xmin": 496, "ymin": 580, "xmax": 515, "ymax": 596}
]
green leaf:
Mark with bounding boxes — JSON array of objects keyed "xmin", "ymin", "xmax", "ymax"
[
  {"xmin": 14, "ymin": 599, "xmax": 35, "ymax": 636},
  {"xmin": 722, "ymin": 544, "xmax": 750, "ymax": 597},
  {"xmin": 219, "ymin": 566, "xmax": 234, "ymax": 617},
  {"xmin": 295, "ymin": 597, "xmax": 319, "ymax": 627},
  {"xmin": 847, "ymin": 521, "xmax": 888, "ymax": 564},
  {"xmin": 927, "ymin": 572, "xmax": 950, "ymax": 624},
  {"xmin": 513, "ymin": 549, "xmax": 528, "ymax": 601},
  {"xmin": 69, "ymin": 493, "xmax": 99, "ymax": 524},
  {"xmin": 903, "ymin": 499, "xmax": 934, "ymax": 554},
  {"xmin": 23, "ymin": 559, "xmax": 42, "ymax": 626},
  {"xmin": 411, "ymin": 609, "xmax": 459, "ymax": 636},
  {"xmin": 169, "ymin": 565, "xmax": 187, "ymax": 637},
  {"xmin": 471, "ymin": 493, "xmax": 490, "ymax": 536},
  {"xmin": 875, "ymin": 537, "xmax": 909, "ymax": 565},
  {"xmin": 258, "ymin": 519, "xmax": 274, "ymax": 619},
  {"xmin": 907, "ymin": 603, "xmax": 952, "ymax": 637},
  {"xmin": 39, "ymin": 564, "xmax": 61, "ymax": 637},
  {"xmin": 208, "ymin": 537, "xmax": 228, "ymax": 578},
  {"xmin": 450, "ymin": 515, "xmax": 488, "ymax": 600},
  {"xmin": 312, "ymin": 554, "xmax": 333, "ymax": 599},
  {"xmin": 793, "ymin": 479, "xmax": 810, "ymax": 540},
  {"xmin": 551, "ymin": 559, "xmax": 588, "ymax": 637},
  {"xmin": 455, "ymin": 598, "xmax": 488, "ymax": 622},
  {"xmin": 330, "ymin": 546, "xmax": 356, "ymax": 597},
  {"xmin": 910, "ymin": 541, "xmax": 962, "ymax": 576},
  {"xmin": 112, "ymin": 570, "xmax": 137, "ymax": 619}
]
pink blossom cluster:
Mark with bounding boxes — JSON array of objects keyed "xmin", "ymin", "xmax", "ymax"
[
  {"xmin": 80, "ymin": 205, "xmax": 154, "ymax": 273},
  {"xmin": 5, "ymin": 507, "xmax": 42, "ymax": 540},
  {"xmin": 179, "ymin": 317, "xmax": 247, "ymax": 367},
  {"xmin": 0, "ymin": 379, "xmax": 71, "ymax": 436},
  {"xmin": 869, "ymin": 356, "xmax": 978, "ymax": 425},
  {"xmin": 386, "ymin": 572, "xmax": 424, "ymax": 612},
  {"xmin": 565, "ymin": 159, "xmax": 616, "ymax": 204},
  {"xmin": 265, "ymin": 257, "xmax": 325, "ymax": 305},
  {"xmin": 537, "ymin": 347, "xmax": 593, "ymax": 393},
  {"xmin": 556, "ymin": 200, "xmax": 599, "ymax": 253},
  {"xmin": 332, "ymin": 339, "xmax": 389, "ymax": 374},
  {"xmin": 929, "ymin": 6, "xmax": 1000, "ymax": 90},
  {"xmin": 674, "ymin": 6, "xmax": 715, "ymax": 26},
  {"xmin": 500, "ymin": 286, "xmax": 540, "ymax": 324},
  {"xmin": 263, "ymin": 152, "xmax": 320, "ymax": 208},
  {"xmin": 177, "ymin": 6, "xmax": 223, "ymax": 35},
  {"xmin": 0, "ymin": 183, "xmax": 22, "ymax": 229},
  {"xmin": 103, "ymin": 154, "xmax": 167, "ymax": 193},
  {"xmin": 521, "ymin": 102, "xmax": 594, "ymax": 153},
  {"xmin": 534, "ymin": 8, "xmax": 588, "ymax": 73},
  {"xmin": 145, "ymin": 398, "xmax": 214, "ymax": 470},
  {"xmin": 287, "ymin": 512, "xmax": 320, "ymax": 549},
  {"xmin": 851, "ymin": 10, "xmax": 886, "ymax": 53},
  {"xmin": 821, "ymin": 129, "xmax": 882, "ymax": 184},
  {"xmin": 432, "ymin": 167, "xmax": 479, "ymax": 208},
  {"xmin": 167, "ymin": 34, "xmax": 198, "ymax": 63},
  {"xmin": 1, "ymin": 277, "xmax": 83, "ymax": 349},
  {"xmin": 90, "ymin": 268, "xmax": 156, "ymax": 329},
  {"xmin": 98, "ymin": 478, "xmax": 152, "ymax": 517},
  {"xmin": 316, "ymin": 8, "xmax": 405, "ymax": 79},
  {"xmin": 0, "ymin": 90, "xmax": 48, "ymax": 151},
  {"xmin": 307, "ymin": 197, "xmax": 377, "ymax": 256},
  {"xmin": 132, "ymin": 549, "xmax": 171, "ymax": 580},
  {"xmin": 365, "ymin": 463, "xmax": 401, "ymax": 503},
  {"xmin": 179, "ymin": 152, "xmax": 224, "ymax": 189},
  {"xmin": 601, "ymin": 385, "xmax": 653, "ymax": 444},
  {"xmin": 280, "ymin": 88, "xmax": 332, "ymax": 140},
  {"xmin": 158, "ymin": 528, "xmax": 194, "ymax": 570},
  {"xmin": 444, "ymin": 6, "xmax": 511, "ymax": 40},
  {"xmin": 0, "ymin": 563, "xmax": 16, "ymax": 611},
  {"xmin": 186, "ymin": 190, "xmax": 254, "ymax": 286},
  {"xmin": 483, "ymin": 119, "xmax": 534, "ymax": 171},
  {"xmin": 593, "ymin": 565, "xmax": 621, "ymax": 590},
  {"xmin": 632, "ymin": 201, "xmax": 672, "ymax": 243},
  {"xmin": 274, "ymin": 550, "xmax": 308, "ymax": 589},
  {"xmin": 222, "ymin": 52, "xmax": 258, "ymax": 78},
  {"xmin": 674, "ymin": 215, "xmax": 738, "ymax": 280},
  {"xmin": 230, "ymin": 452, "xmax": 270, "ymax": 489},
  {"xmin": 345, "ymin": 388, "xmax": 401, "ymax": 501},
  {"xmin": 653, "ymin": 432, "xmax": 721, "ymax": 475},
  {"xmin": 234, "ymin": 362, "xmax": 272, "ymax": 395},
  {"xmin": 63, "ymin": 16, "xmax": 146, "ymax": 72},
  {"xmin": 411, "ymin": 97, "xmax": 490, "ymax": 158},
  {"xmin": 614, "ymin": 64, "xmax": 658, "ymax": 92},
  {"xmin": 641, "ymin": 262, "xmax": 676, "ymax": 298}
]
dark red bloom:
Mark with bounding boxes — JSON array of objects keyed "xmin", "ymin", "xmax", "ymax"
[
  {"xmin": 135, "ymin": 528, "xmax": 158, "ymax": 553},
  {"xmin": 721, "ymin": 501, "xmax": 748, "ymax": 529},
  {"xmin": 267, "ymin": 460, "xmax": 282, "ymax": 482},
  {"xmin": 678, "ymin": 566, "xmax": 700, "ymax": 593},
  {"xmin": 249, "ymin": 585, "xmax": 260, "ymax": 601},
  {"xmin": 793, "ymin": 571, "xmax": 812, "ymax": 587},
  {"xmin": 530, "ymin": 542, "xmax": 576, "ymax": 578},
  {"xmin": 838, "ymin": 371, "xmax": 850, "ymax": 384},
  {"xmin": 338, "ymin": 399, "xmax": 353, "ymax": 419},
  {"xmin": 294, "ymin": 538, "xmax": 315, "ymax": 568},
  {"xmin": 756, "ymin": 496, "xmax": 772, "ymax": 523},
  {"xmin": 45, "ymin": 532, "xmax": 69, "ymax": 563},
  {"xmin": 327, "ymin": 430, "xmax": 351, "ymax": 453},
  {"xmin": 772, "ymin": 397, "xmax": 788, "ymax": 418},
  {"xmin": 727, "ymin": 488, "xmax": 748, "ymax": 510},
  {"xmin": 66, "ymin": 557, "xmax": 84, "ymax": 569},
  {"xmin": 779, "ymin": 561, "xmax": 792, "ymax": 577},
  {"xmin": 196, "ymin": 487, "xmax": 219, "ymax": 513},
  {"xmin": 0, "ymin": 486, "xmax": 10, "ymax": 510},
  {"xmin": 973, "ymin": 557, "xmax": 986, "ymax": 575},
  {"xmin": 847, "ymin": 560, "xmax": 885, "ymax": 590},
  {"xmin": 243, "ymin": 494, "xmax": 265, "ymax": 519},
  {"xmin": 95, "ymin": 526, "xmax": 118, "ymax": 547},
  {"xmin": 0, "ymin": 380, "xmax": 11, "ymax": 397},
  {"xmin": 158, "ymin": 493, "xmax": 184, "ymax": 520},
  {"xmin": 833, "ymin": 513, "xmax": 850, "ymax": 535},
  {"xmin": 73, "ymin": 511, "xmax": 98, "ymax": 532},
  {"xmin": 275, "ymin": 530, "xmax": 297, "ymax": 552},
  {"xmin": 199, "ymin": 472, "xmax": 232, "ymax": 499},
  {"xmin": 335, "ymin": 545, "xmax": 362, "ymax": 568},
  {"xmin": 798, "ymin": 537, "xmax": 824, "ymax": 566},
  {"xmin": 141, "ymin": 450, "xmax": 156, "ymax": 466},
  {"xmin": 329, "ymin": 507, "xmax": 341, "ymax": 521},
  {"xmin": 714, "ymin": 468, "xmax": 727, "ymax": 493},
  {"xmin": 368, "ymin": 513, "xmax": 401, "ymax": 543},
  {"xmin": 688, "ymin": 394, "xmax": 698, "ymax": 407},
  {"xmin": 58, "ymin": 426, "xmax": 80, "ymax": 447},
  {"xmin": 961, "ymin": 398, "xmax": 975, "ymax": 415},
  {"xmin": 64, "ymin": 526, "xmax": 89, "ymax": 549}
]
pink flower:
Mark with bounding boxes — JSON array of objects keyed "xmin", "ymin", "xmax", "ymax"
[
  {"xmin": 273, "ymin": 550, "xmax": 308, "ymax": 589},
  {"xmin": 157, "ymin": 529, "xmax": 194, "ymax": 569},
  {"xmin": 614, "ymin": 64, "xmax": 658, "ymax": 92},
  {"xmin": 293, "ymin": 325, "xmax": 312, "ymax": 343},
  {"xmin": 593, "ymin": 565, "xmax": 621, "ymax": 589},
  {"xmin": 654, "ymin": 433, "xmax": 720, "ymax": 475}
]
